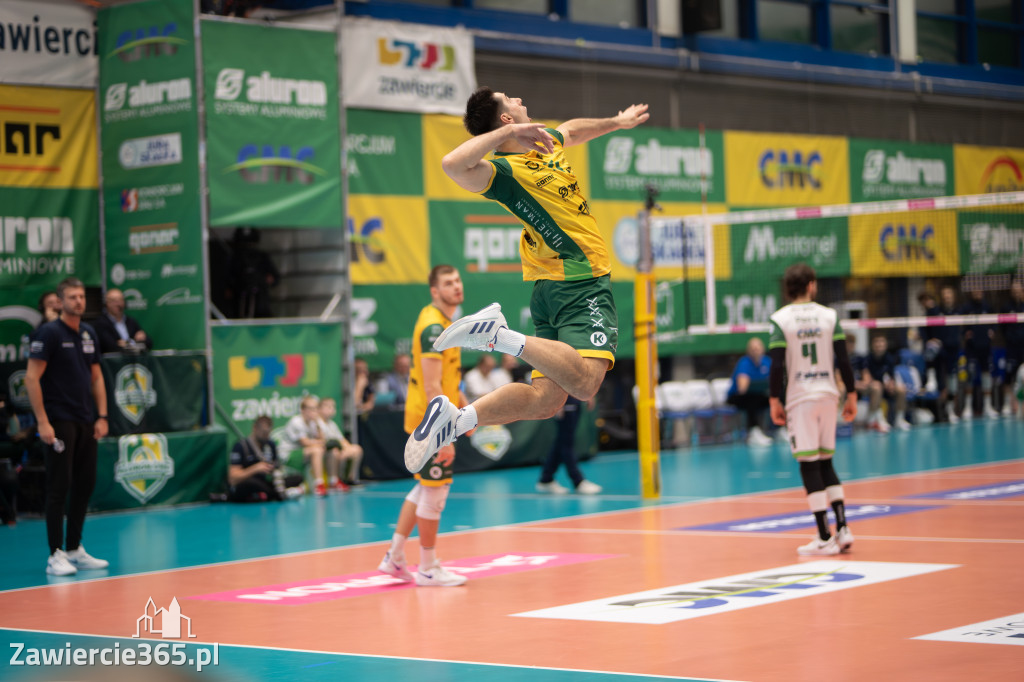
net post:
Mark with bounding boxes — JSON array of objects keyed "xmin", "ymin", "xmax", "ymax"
[{"xmin": 635, "ymin": 185, "xmax": 661, "ymax": 500}]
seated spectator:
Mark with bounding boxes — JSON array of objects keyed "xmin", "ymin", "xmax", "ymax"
[
  {"xmin": 374, "ymin": 354, "xmax": 410, "ymax": 411},
  {"xmin": 228, "ymin": 416, "xmax": 304, "ymax": 503},
  {"xmin": 37, "ymin": 291, "xmax": 61, "ymax": 327},
  {"xmin": 1002, "ymin": 280, "xmax": 1024, "ymax": 418},
  {"xmin": 727, "ymin": 337, "xmax": 773, "ymax": 447},
  {"xmin": 961, "ymin": 288, "xmax": 998, "ymax": 419},
  {"xmin": 863, "ymin": 335, "xmax": 910, "ymax": 432},
  {"xmin": 316, "ymin": 397, "xmax": 364, "ymax": 488},
  {"xmin": 464, "ymin": 354, "xmax": 512, "ymax": 403},
  {"xmin": 353, "ymin": 358, "xmax": 376, "ymax": 414},
  {"xmin": 92, "ymin": 288, "xmax": 153, "ymax": 354},
  {"xmin": 281, "ymin": 396, "xmax": 331, "ymax": 497}
]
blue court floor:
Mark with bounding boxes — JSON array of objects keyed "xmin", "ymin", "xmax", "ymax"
[{"xmin": 2, "ymin": 417, "xmax": 1022, "ymax": 682}]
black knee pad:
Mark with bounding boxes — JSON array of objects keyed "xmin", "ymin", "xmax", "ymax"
[
  {"xmin": 820, "ymin": 459, "xmax": 841, "ymax": 488},
  {"xmin": 799, "ymin": 460, "xmax": 825, "ymax": 493}
]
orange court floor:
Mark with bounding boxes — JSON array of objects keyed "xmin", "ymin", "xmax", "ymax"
[{"xmin": 1, "ymin": 418, "xmax": 1023, "ymax": 682}]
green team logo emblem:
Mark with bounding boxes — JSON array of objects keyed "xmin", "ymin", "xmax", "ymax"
[
  {"xmin": 115, "ymin": 433, "xmax": 175, "ymax": 503},
  {"xmin": 115, "ymin": 365, "xmax": 158, "ymax": 425},
  {"xmin": 469, "ymin": 425, "xmax": 513, "ymax": 461},
  {"xmin": 7, "ymin": 370, "xmax": 29, "ymax": 411}
]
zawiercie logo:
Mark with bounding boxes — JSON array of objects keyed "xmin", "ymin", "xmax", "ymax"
[
  {"xmin": 115, "ymin": 433, "xmax": 174, "ymax": 503},
  {"xmin": 115, "ymin": 365, "xmax": 158, "ymax": 425},
  {"xmin": 378, "ymin": 38, "xmax": 455, "ymax": 71},
  {"xmin": 229, "ymin": 354, "xmax": 320, "ymax": 390}
]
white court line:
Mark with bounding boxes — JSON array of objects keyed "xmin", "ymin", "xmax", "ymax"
[
  {"xmin": 0, "ymin": 627, "xmax": 743, "ymax": 682},
  {"xmin": 507, "ymin": 526, "xmax": 1024, "ymax": 544}
]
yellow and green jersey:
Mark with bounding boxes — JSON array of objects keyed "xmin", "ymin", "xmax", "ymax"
[
  {"xmin": 404, "ymin": 304, "xmax": 462, "ymax": 435},
  {"xmin": 479, "ymin": 128, "xmax": 611, "ymax": 282}
]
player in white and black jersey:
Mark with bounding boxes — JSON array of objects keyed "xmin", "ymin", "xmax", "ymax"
[{"xmin": 768, "ymin": 264, "xmax": 858, "ymax": 556}]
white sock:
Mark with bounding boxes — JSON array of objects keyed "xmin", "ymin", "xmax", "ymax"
[
  {"xmin": 455, "ymin": 405, "xmax": 478, "ymax": 436},
  {"xmin": 420, "ymin": 546, "xmax": 437, "ymax": 569},
  {"xmin": 493, "ymin": 327, "xmax": 525, "ymax": 356},
  {"xmin": 389, "ymin": 533, "xmax": 407, "ymax": 559}
]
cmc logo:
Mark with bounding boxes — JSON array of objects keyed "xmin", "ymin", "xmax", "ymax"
[
  {"xmin": 229, "ymin": 354, "xmax": 320, "ymax": 390},
  {"xmin": 758, "ymin": 150, "xmax": 822, "ymax": 189},
  {"xmin": 880, "ymin": 223, "xmax": 934, "ymax": 261},
  {"xmin": 979, "ymin": 156, "xmax": 1024, "ymax": 193},
  {"xmin": 348, "ymin": 216, "xmax": 384, "ymax": 264},
  {"xmin": 109, "ymin": 23, "xmax": 185, "ymax": 62},
  {"xmin": 377, "ymin": 38, "xmax": 454, "ymax": 71},
  {"xmin": 227, "ymin": 144, "xmax": 320, "ymax": 184}
]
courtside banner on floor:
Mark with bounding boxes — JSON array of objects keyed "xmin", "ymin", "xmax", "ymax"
[
  {"xmin": 341, "ymin": 18, "xmax": 475, "ymax": 115},
  {"xmin": 0, "ymin": 85, "xmax": 100, "ymax": 292},
  {"xmin": 201, "ymin": 20, "xmax": 342, "ymax": 227},
  {"xmin": 210, "ymin": 321, "xmax": 341, "ymax": 436},
  {"xmin": 0, "ymin": 0, "xmax": 98, "ymax": 87},
  {"xmin": 98, "ymin": 0, "xmax": 205, "ymax": 351}
]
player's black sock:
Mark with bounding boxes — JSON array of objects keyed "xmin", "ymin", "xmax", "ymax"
[
  {"xmin": 831, "ymin": 500, "xmax": 847, "ymax": 530},
  {"xmin": 814, "ymin": 511, "xmax": 831, "ymax": 541}
]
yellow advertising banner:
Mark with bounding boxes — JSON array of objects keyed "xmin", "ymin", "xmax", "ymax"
[
  {"xmin": 349, "ymin": 195, "xmax": 429, "ymax": 284},
  {"xmin": 954, "ymin": 144, "xmax": 1024, "ymax": 195},
  {"xmin": 422, "ymin": 114, "xmax": 589, "ymax": 201},
  {"xmin": 725, "ymin": 131, "xmax": 849, "ymax": 207},
  {"xmin": 849, "ymin": 210, "xmax": 959, "ymax": 277},
  {"xmin": 0, "ymin": 84, "xmax": 98, "ymax": 189},
  {"xmin": 594, "ymin": 200, "xmax": 730, "ymax": 282}
]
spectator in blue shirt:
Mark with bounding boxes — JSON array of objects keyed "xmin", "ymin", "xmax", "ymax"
[{"xmin": 727, "ymin": 337, "xmax": 773, "ymax": 447}]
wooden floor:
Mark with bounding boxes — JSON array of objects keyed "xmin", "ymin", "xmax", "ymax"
[{"xmin": 2, "ymin": 418, "xmax": 1023, "ymax": 682}]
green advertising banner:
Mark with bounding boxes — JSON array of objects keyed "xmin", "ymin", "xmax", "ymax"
[
  {"xmin": 587, "ymin": 128, "xmax": 725, "ymax": 204},
  {"xmin": 348, "ymin": 108, "xmax": 423, "ymax": 196},
  {"xmin": 100, "ymin": 352, "xmax": 207, "ymax": 436},
  {"xmin": 0, "ymin": 189, "xmax": 100, "ymax": 290},
  {"xmin": 849, "ymin": 139, "xmax": 953, "ymax": 201},
  {"xmin": 958, "ymin": 210, "xmax": 1024, "ymax": 274},
  {"xmin": 90, "ymin": 428, "xmax": 227, "ymax": 511},
  {"xmin": 729, "ymin": 216, "xmax": 850, "ymax": 278},
  {"xmin": 429, "ymin": 200, "xmax": 524, "ymax": 282},
  {"xmin": 98, "ymin": 0, "xmax": 206, "ymax": 351},
  {"xmin": 201, "ymin": 21, "xmax": 342, "ymax": 227},
  {"xmin": 210, "ymin": 321, "xmax": 342, "ymax": 435}
]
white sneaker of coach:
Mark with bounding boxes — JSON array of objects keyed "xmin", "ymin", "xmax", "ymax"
[
  {"xmin": 415, "ymin": 563, "xmax": 467, "ymax": 587},
  {"xmin": 65, "ymin": 545, "xmax": 108, "ymax": 570},
  {"xmin": 46, "ymin": 549, "xmax": 77, "ymax": 576}
]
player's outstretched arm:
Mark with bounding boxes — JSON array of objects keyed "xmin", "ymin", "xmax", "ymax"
[
  {"xmin": 442, "ymin": 123, "xmax": 554, "ymax": 192},
  {"xmin": 556, "ymin": 103, "xmax": 650, "ymax": 148}
]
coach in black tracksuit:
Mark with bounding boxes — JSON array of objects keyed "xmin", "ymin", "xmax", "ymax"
[{"xmin": 25, "ymin": 277, "xmax": 111, "ymax": 577}]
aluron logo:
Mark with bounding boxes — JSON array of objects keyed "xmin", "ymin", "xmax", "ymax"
[
  {"xmin": 104, "ymin": 79, "xmax": 191, "ymax": 111},
  {"xmin": 378, "ymin": 38, "xmax": 455, "ymax": 71},
  {"xmin": 213, "ymin": 68, "xmax": 327, "ymax": 106},
  {"xmin": 862, "ymin": 150, "xmax": 946, "ymax": 186},
  {"xmin": 225, "ymin": 144, "xmax": 321, "ymax": 184},
  {"xmin": 109, "ymin": 23, "xmax": 185, "ymax": 62},
  {"xmin": 743, "ymin": 225, "xmax": 838, "ymax": 264},
  {"xmin": 602, "ymin": 137, "xmax": 710, "ymax": 177},
  {"xmin": 759, "ymin": 150, "xmax": 822, "ymax": 189},
  {"xmin": 0, "ymin": 217, "xmax": 74, "ymax": 254},
  {"xmin": 880, "ymin": 223, "xmax": 934, "ymax": 261}
]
